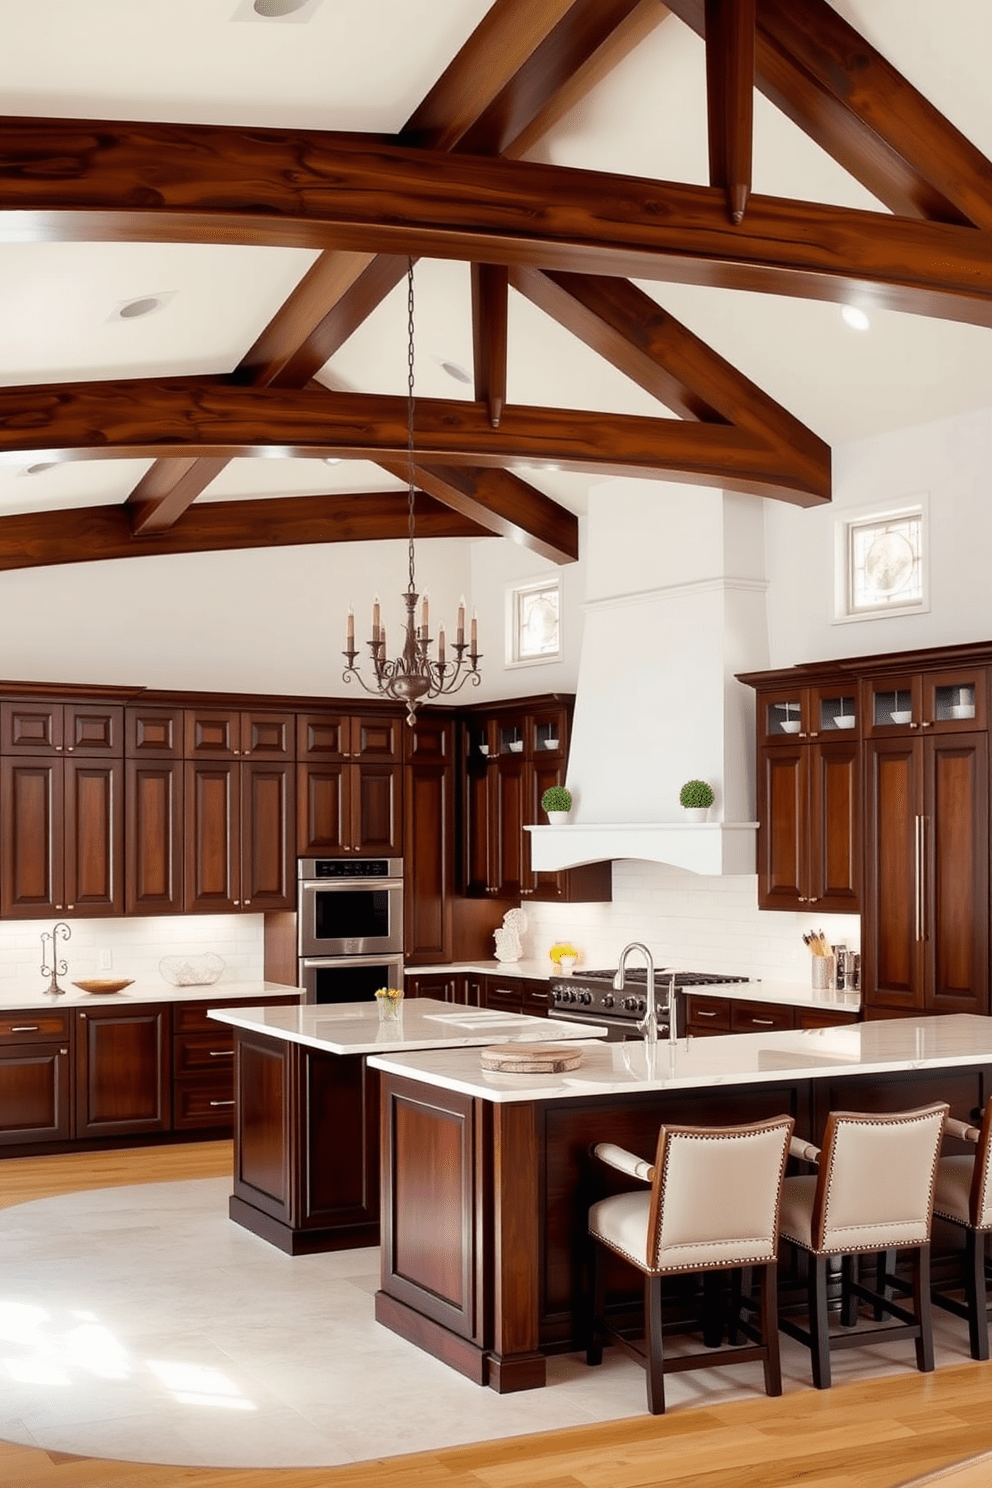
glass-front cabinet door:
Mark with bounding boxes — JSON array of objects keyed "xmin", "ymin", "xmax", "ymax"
[
  {"xmin": 757, "ymin": 683, "xmax": 858, "ymax": 743},
  {"xmin": 863, "ymin": 667, "xmax": 986, "ymax": 735}
]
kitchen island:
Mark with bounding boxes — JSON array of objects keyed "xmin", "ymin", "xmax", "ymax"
[
  {"xmin": 208, "ymin": 998, "xmax": 604, "ymax": 1255},
  {"xmin": 368, "ymin": 1016, "xmax": 992, "ymax": 1393}
]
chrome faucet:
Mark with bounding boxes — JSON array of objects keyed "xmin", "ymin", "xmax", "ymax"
[{"xmin": 614, "ymin": 941, "xmax": 659, "ymax": 1046}]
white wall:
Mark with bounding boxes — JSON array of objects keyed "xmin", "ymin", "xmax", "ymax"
[{"xmin": 764, "ymin": 404, "xmax": 992, "ymax": 666}]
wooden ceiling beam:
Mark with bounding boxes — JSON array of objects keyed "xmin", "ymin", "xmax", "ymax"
[
  {"xmin": 509, "ymin": 266, "xmax": 828, "ymax": 483},
  {"xmin": 704, "ymin": 0, "xmax": 755, "ymax": 224},
  {"xmin": 665, "ymin": 0, "xmax": 992, "ymax": 228},
  {"xmin": 0, "ymin": 492, "xmax": 488, "ymax": 574},
  {"xmin": 0, "ymin": 379, "xmax": 829, "ymax": 506},
  {"xmin": 379, "ymin": 457, "xmax": 579, "ymax": 564},
  {"xmin": 4, "ymin": 125, "xmax": 989, "ymax": 325},
  {"xmin": 471, "ymin": 264, "xmax": 509, "ymax": 429}
]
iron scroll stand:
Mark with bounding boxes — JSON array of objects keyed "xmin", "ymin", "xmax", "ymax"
[{"xmin": 40, "ymin": 921, "xmax": 71, "ymax": 996}]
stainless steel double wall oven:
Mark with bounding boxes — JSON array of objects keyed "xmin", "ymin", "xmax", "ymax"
[{"xmin": 297, "ymin": 857, "xmax": 404, "ymax": 1004}]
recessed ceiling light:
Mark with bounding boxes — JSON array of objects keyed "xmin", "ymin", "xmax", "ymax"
[
  {"xmin": 439, "ymin": 359, "xmax": 472, "ymax": 386},
  {"xmin": 841, "ymin": 305, "xmax": 871, "ymax": 332},
  {"xmin": 20, "ymin": 462, "xmax": 57, "ymax": 477},
  {"xmin": 112, "ymin": 291, "xmax": 175, "ymax": 322}
]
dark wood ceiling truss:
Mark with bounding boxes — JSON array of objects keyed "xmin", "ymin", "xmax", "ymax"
[{"xmin": 0, "ymin": 0, "xmax": 990, "ymax": 571}]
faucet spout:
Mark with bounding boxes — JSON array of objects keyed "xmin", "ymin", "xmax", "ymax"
[{"xmin": 615, "ymin": 941, "xmax": 658, "ymax": 1046}]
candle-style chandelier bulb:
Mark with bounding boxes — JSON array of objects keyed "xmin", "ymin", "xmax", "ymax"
[{"xmin": 342, "ymin": 260, "xmax": 482, "ymax": 724}]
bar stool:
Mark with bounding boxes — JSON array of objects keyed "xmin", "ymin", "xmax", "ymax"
[
  {"xmin": 931, "ymin": 1097, "xmax": 992, "ymax": 1360},
  {"xmin": 778, "ymin": 1103, "xmax": 948, "ymax": 1389},
  {"xmin": 586, "ymin": 1114, "xmax": 794, "ymax": 1415}
]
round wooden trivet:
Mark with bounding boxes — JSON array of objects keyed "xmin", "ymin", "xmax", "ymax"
[{"xmin": 480, "ymin": 1044, "xmax": 582, "ymax": 1073}]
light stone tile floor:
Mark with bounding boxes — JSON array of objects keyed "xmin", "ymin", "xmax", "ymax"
[{"xmin": 0, "ymin": 1177, "xmax": 978, "ymax": 1468}]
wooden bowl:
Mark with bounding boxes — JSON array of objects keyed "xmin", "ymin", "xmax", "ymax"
[{"xmin": 72, "ymin": 979, "xmax": 134, "ymax": 995}]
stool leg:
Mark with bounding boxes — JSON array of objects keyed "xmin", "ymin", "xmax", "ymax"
[
  {"xmin": 840, "ymin": 1254, "xmax": 859, "ymax": 1328},
  {"xmin": 809, "ymin": 1254, "xmax": 832, "ymax": 1390},
  {"xmin": 913, "ymin": 1246, "xmax": 935, "ymax": 1374},
  {"xmin": 702, "ymin": 1270, "xmax": 724, "ymax": 1347},
  {"xmin": 587, "ymin": 1235, "xmax": 605, "ymax": 1366},
  {"xmin": 645, "ymin": 1273, "xmax": 666, "ymax": 1415},
  {"xmin": 874, "ymin": 1248, "xmax": 896, "ymax": 1320},
  {"xmin": 964, "ymin": 1229, "xmax": 990, "ymax": 1361},
  {"xmin": 760, "ymin": 1261, "xmax": 783, "ymax": 1398}
]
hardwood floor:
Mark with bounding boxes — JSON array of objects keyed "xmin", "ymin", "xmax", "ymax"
[{"xmin": 2, "ymin": 1142, "xmax": 991, "ymax": 1488}]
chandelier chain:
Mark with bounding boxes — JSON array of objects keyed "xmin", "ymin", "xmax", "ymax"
[{"xmin": 406, "ymin": 257, "xmax": 417, "ymax": 595}]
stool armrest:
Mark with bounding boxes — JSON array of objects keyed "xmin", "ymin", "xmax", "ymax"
[
  {"xmin": 592, "ymin": 1142, "xmax": 654, "ymax": 1182},
  {"xmin": 944, "ymin": 1117, "xmax": 981, "ymax": 1143},
  {"xmin": 790, "ymin": 1136, "xmax": 821, "ymax": 1164}
]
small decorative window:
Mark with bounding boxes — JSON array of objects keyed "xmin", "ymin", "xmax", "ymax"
[
  {"xmin": 835, "ymin": 501, "xmax": 928, "ymax": 621},
  {"xmin": 507, "ymin": 578, "xmax": 562, "ymax": 666}
]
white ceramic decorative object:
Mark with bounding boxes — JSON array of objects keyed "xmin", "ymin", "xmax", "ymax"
[
  {"xmin": 780, "ymin": 720, "xmax": 802, "ymax": 734},
  {"xmin": 834, "ymin": 715, "xmax": 856, "ymax": 730},
  {"xmin": 684, "ymin": 807, "xmax": 708, "ymax": 823},
  {"xmin": 547, "ymin": 810, "xmax": 569, "ymax": 825},
  {"xmin": 494, "ymin": 907, "xmax": 528, "ymax": 962},
  {"xmin": 557, "ymin": 955, "xmax": 576, "ymax": 975},
  {"xmin": 891, "ymin": 710, "xmax": 913, "ymax": 724}
]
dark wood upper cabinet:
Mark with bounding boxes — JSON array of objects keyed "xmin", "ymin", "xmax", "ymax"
[
  {"xmin": 241, "ymin": 760, "xmax": 295, "ymax": 910},
  {"xmin": 2, "ymin": 700, "xmax": 123, "ymax": 755},
  {"xmin": 184, "ymin": 760, "xmax": 240, "ymax": 912},
  {"xmin": 297, "ymin": 711, "xmax": 403, "ymax": 857},
  {"xmin": 754, "ymin": 731, "xmax": 860, "ymax": 913},
  {"xmin": 297, "ymin": 711, "xmax": 401, "ymax": 762},
  {"xmin": 63, "ymin": 758, "xmax": 124, "ymax": 916},
  {"xmin": 862, "ymin": 665, "xmax": 987, "ymax": 738},
  {"xmin": 125, "ymin": 758, "xmax": 184, "ymax": 914},
  {"xmin": 125, "ymin": 705, "xmax": 183, "ymax": 758},
  {"xmin": 184, "ymin": 707, "xmax": 294, "ymax": 760},
  {"xmin": 0, "ymin": 753, "xmax": 122, "ymax": 918},
  {"xmin": 404, "ymin": 716, "xmax": 455, "ymax": 965}
]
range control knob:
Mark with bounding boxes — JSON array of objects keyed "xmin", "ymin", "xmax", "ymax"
[
  {"xmin": 601, "ymin": 993, "xmax": 615, "ymax": 1009},
  {"xmin": 578, "ymin": 990, "xmax": 593, "ymax": 1006},
  {"xmin": 621, "ymin": 996, "xmax": 639, "ymax": 1013},
  {"xmin": 636, "ymin": 997, "xmax": 647, "ymax": 1014}
]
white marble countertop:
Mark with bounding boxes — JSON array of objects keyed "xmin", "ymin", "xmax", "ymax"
[
  {"xmin": 0, "ymin": 979, "xmax": 301, "ymax": 1012},
  {"xmin": 368, "ymin": 1014, "xmax": 992, "ymax": 1104},
  {"xmin": 407, "ymin": 962, "xmax": 861, "ymax": 1013},
  {"xmin": 209, "ymin": 997, "xmax": 607, "ymax": 1056}
]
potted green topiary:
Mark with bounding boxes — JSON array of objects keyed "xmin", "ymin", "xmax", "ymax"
[
  {"xmin": 541, "ymin": 785, "xmax": 572, "ymax": 824},
  {"xmin": 679, "ymin": 779, "xmax": 714, "ymax": 822}
]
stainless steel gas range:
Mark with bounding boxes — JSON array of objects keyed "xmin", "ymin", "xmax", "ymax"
[{"xmin": 548, "ymin": 967, "xmax": 751, "ymax": 1040}]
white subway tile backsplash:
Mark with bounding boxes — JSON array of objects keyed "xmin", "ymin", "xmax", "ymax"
[
  {"xmin": 0, "ymin": 914, "xmax": 264, "ymax": 991},
  {"xmin": 521, "ymin": 863, "xmax": 859, "ymax": 981}
]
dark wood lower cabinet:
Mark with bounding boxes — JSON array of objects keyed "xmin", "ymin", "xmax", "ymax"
[
  {"xmin": 0, "ymin": 1010, "xmax": 71, "ymax": 1146},
  {"xmin": 75, "ymin": 1003, "xmax": 171, "ymax": 1138},
  {"xmin": 376, "ymin": 1059, "xmax": 992, "ymax": 1393},
  {"xmin": 229, "ymin": 1025, "xmax": 380, "ymax": 1254}
]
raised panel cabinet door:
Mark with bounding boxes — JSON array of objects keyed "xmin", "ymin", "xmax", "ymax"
[
  {"xmin": 522, "ymin": 757, "xmax": 565, "ymax": 900},
  {"xmin": 351, "ymin": 714, "xmax": 402, "ymax": 762},
  {"xmin": 297, "ymin": 712, "xmax": 349, "ymax": 760},
  {"xmin": 125, "ymin": 759, "xmax": 184, "ymax": 914},
  {"xmin": 493, "ymin": 754, "xmax": 525, "ymax": 897},
  {"xmin": 924, "ymin": 732, "xmax": 989, "ymax": 1015},
  {"xmin": 463, "ymin": 760, "xmax": 496, "ymax": 896},
  {"xmin": 63, "ymin": 704, "xmax": 123, "ymax": 756},
  {"xmin": 0, "ymin": 1042, "xmax": 71, "ymax": 1145},
  {"xmin": 403, "ymin": 762, "xmax": 452, "ymax": 964},
  {"xmin": 240, "ymin": 710, "xmax": 295, "ymax": 760},
  {"xmin": 296, "ymin": 761, "xmax": 350, "ymax": 854},
  {"xmin": 184, "ymin": 707, "xmax": 240, "ymax": 758},
  {"xmin": 863, "ymin": 739, "xmax": 924, "ymax": 1013},
  {"xmin": 807, "ymin": 740, "xmax": 860, "ymax": 912},
  {"xmin": 241, "ymin": 761, "xmax": 295, "ymax": 911},
  {"xmin": 74, "ymin": 1005, "xmax": 171, "ymax": 1137},
  {"xmin": 755, "ymin": 745, "xmax": 807, "ymax": 911},
  {"xmin": 125, "ymin": 705, "xmax": 183, "ymax": 759},
  {"xmin": 1, "ymin": 700, "xmax": 63, "ymax": 754},
  {"xmin": 184, "ymin": 761, "xmax": 241, "ymax": 912},
  {"xmin": 403, "ymin": 714, "xmax": 451, "ymax": 764},
  {"xmin": 0, "ymin": 755, "xmax": 63, "ymax": 917},
  {"xmin": 352, "ymin": 763, "xmax": 403, "ymax": 856},
  {"xmin": 63, "ymin": 758, "xmax": 124, "ymax": 916}
]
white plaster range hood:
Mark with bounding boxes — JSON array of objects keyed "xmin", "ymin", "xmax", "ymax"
[
  {"xmin": 544, "ymin": 482, "xmax": 769, "ymax": 877},
  {"xmin": 526, "ymin": 821, "xmax": 758, "ymax": 876}
]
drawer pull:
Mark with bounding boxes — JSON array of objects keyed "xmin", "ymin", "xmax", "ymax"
[
  {"xmin": 697, "ymin": 1010, "xmax": 719, "ymax": 1018},
  {"xmin": 10, "ymin": 1024, "xmax": 40, "ymax": 1032},
  {"xmin": 208, "ymin": 1049, "xmax": 234, "ymax": 1058},
  {"xmin": 751, "ymin": 1018, "xmax": 775, "ymax": 1026},
  {"xmin": 209, "ymin": 1099, "xmax": 236, "ymax": 1108}
]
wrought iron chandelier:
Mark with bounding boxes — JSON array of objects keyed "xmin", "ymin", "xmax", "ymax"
[{"xmin": 342, "ymin": 259, "xmax": 482, "ymax": 725}]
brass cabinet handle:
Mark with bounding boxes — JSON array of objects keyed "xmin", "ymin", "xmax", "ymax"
[
  {"xmin": 209, "ymin": 1099, "xmax": 236, "ymax": 1108},
  {"xmin": 752, "ymin": 1018, "xmax": 775, "ymax": 1026},
  {"xmin": 208, "ymin": 1049, "xmax": 234, "ymax": 1058}
]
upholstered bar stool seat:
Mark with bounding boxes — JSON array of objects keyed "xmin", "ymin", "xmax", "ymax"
[
  {"xmin": 778, "ymin": 1103, "xmax": 948, "ymax": 1390},
  {"xmin": 931, "ymin": 1098, "xmax": 992, "ymax": 1360},
  {"xmin": 587, "ymin": 1114, "xmax": 794, "ymax": 1415}
]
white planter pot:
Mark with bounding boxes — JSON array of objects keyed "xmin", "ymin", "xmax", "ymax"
[
  {"xmin": 683, "ymin": 807, "xmax": 708, "ymax": 822},
  {"xmin": 547, "ymin": 811, "xmax": 570, "ymax": 825}
]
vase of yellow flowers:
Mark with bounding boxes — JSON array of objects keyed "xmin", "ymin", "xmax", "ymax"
[
  {"xmin": 549, "ymin": 942, "xmax": 580, "ymax": 975},
  {"xmin": 375, "ymin": 986, "xmax": 404, "ymax": 1022}
]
